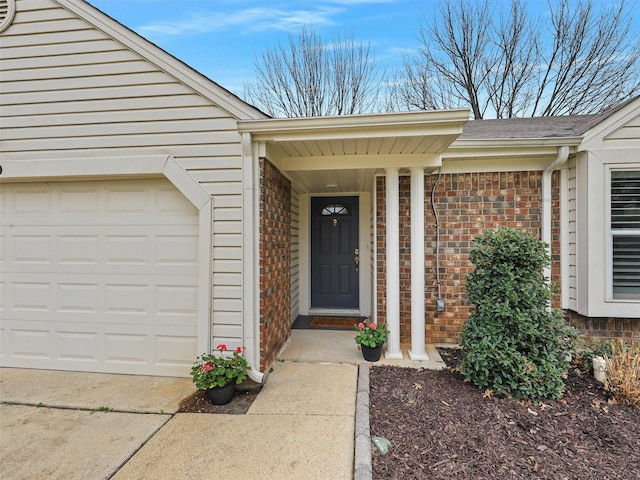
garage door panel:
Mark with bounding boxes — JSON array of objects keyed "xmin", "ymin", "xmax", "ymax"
[
  {"xmin": 1, "ymin": 320, "xmax": 197, "ymax": 376},
  {"xmin": 3, "ymin": 225, "xmax": 198, "ymax": 275},
  {"xmin": 0, "ymin": 178, "xmax": 200, "ymax": 377},
  {"xmin": 4, "ymin": 274, "xmax": 197, "ymax": 320},
  {"xmin": 57, "ymin": 330, "xmax": 100, "ymax": 364},
  {"xmin": 3, "ymin": 180, "xmax": 195, "ymax": 225},
  {"xmin": 11, "ymin": 281, "xmax": 53, "ymax": 313},
  {"xmin": 2, "ymin": 230, "xmax": 198, "ymax": 275},
  {"xmin": 154, "ymin": 335, "xmax": 198, "ymax": 368}
]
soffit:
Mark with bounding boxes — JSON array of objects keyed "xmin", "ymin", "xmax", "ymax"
[
  {"xmin": 239, "ymin": 110, "xmax": 470, "ymax": 193},
  {"xmin": 239, "ymin": 109, "xmax": 470, "ymax": 167}
]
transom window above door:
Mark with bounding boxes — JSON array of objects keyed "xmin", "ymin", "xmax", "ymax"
[{"xmin": 321, "ymin": 204, "xmax": 350, "ymax": 216}]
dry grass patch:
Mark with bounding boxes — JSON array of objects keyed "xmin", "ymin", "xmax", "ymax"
[{"xmin": 605, "ymin": 340, "xmax": 640, "ymax": 406}]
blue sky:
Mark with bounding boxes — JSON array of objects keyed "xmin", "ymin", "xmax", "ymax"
[
  {"xmin": 88, "ymin": 0, "xmax": 640, "ymax": 99},
  {"xmin": 89, "ymin": 0, "xmax": 420, "ymax": 95}
]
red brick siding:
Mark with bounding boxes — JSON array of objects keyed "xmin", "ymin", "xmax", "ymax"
[
  {"xmin": 259, "ymin": 158, "xmax": 291, "ymax": 371},
  {"xmin": 567, "ymin": 311, "xmax": 640, "ymax": 342},
  {"xmin": 376, "ymin": 171, "xmax": 561, "ymax": 344}
]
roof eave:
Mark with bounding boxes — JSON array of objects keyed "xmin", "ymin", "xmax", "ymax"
[
  {"xmin": 238, "ymin": 109, "xmax": 471, "ymax": 141},
  {"xmin": 444, "ymin": 136, "xmax": 583, "ymax": 160}
]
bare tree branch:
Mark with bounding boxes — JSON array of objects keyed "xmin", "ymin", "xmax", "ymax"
[
  {"xmin": 244, "ymin": 26, "xmax": 384, "ymax": 117},
  {"xmin": 391, "ymin": 0, "xmax": 640, "ymax": 118}
]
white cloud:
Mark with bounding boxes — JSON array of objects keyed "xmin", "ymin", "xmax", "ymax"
[{"xmin": 137, "ymin": 6, "xmax": 342, "ymax": 38}]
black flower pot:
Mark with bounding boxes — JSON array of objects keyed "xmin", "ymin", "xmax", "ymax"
[
  {"xmin": 361, "ymin": 344, "xmax": 384, "ymax": 362},
  {"xmin": 206, "ymin": 383, "xmax": 236, "ymax": 405}
]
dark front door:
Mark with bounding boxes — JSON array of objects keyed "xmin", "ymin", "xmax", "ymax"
[{"xmin": 311, "ymin": 196, "xmax": 359, "ymax": 309}]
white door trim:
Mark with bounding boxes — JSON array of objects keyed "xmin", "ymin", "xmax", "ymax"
[{"xmin": 298, "ymin": 192, "xmax": 371, "ymax": 317}]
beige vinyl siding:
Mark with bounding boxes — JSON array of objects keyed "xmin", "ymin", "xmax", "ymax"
[
  {"xmin": 291, "ymin": 186, "xmax": 301, "ymax": 322},
  {"xmin": 603, "ymin": 114, "xmax": 640, "ymax": 146},
  {"xmin": 0, "ymin": 0, "xmax": 247, "ymax": 348},
  {"xmin": 567, "ymin": 161, "xmax": 578, "ymax": 310}
]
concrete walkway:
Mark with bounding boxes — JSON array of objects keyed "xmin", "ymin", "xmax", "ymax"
[
  {"xmin": 0, "ymin": 330, "xmax": 445, "ymax": 480},
  {"xmin": 0, "ymin": 369, "xmax": 193, "ymax": 480}
]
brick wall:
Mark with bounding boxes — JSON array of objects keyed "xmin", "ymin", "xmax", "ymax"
[
  {"xmin": 568, "ymin": 312, "xmax": 640, "ymax": 342},
  {"xmin": 376, "ymin": 171, "xmax": 561, "ymax": 344},
  {"xmin": 259, "ymin": 158, "xmax": 292, "ymax": 371}
]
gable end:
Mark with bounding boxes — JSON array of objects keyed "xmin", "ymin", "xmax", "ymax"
[{"xmin": 0, "ymin": 0, "xmax": 16, "ymax": 33}]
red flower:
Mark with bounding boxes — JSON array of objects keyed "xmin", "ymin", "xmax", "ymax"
[
  {"xmin": 358, "ymin": 322, "xmax": 365, "ymax": 329},
  {"xmin": 201, "ymin": 362, "xmax": 212, "ymax": 371},
  {"xmin": 216, "ymin": 344, "xmax": 227, "ymax": 351},
  {"xmin": 369, "ymin": 323, "xmax": 377, "ymax": 329},
  {"xmin": 236, "ymin": 346, "xmax": 242, "ymax": 353}
]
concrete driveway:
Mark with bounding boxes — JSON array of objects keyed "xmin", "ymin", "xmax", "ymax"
[{"xmin": 0, "ymin": 367, "xmax": 193, "ymax": 480}]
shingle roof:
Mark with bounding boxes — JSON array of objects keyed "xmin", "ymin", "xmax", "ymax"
[
  {"xmin": 459, "ymin": 115, "xmax": 597, "ymax": 140},
  {"xmin": 459, "ymin": 96, "xmax": 638, "ymax": 140}
]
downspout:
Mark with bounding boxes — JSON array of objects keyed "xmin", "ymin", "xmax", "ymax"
[
  {"xmin": 541, "ymin": 146, "xmax": 569, "ymax": 284},
  {"xmin": 241, "ymin": 132, "xmax": 264, "ymax": 383}
]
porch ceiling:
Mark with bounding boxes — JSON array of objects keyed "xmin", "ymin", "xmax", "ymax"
[{"xmin": 238, "ymin": 109, "xmax": 470, "ymax": 193}]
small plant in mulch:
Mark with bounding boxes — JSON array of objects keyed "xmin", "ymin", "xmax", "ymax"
[
  {"xmin": 460, "ymin": 227, "xmax": 577, "ymax": 401},
  {"xmin": 605, "ymin": 340, "xmax": 640, "ymax": 406}
]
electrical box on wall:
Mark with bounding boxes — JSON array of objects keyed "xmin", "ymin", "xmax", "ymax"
[{"xmin": 437, "ymin": 299, "xmax": 445, "ymax": 312}]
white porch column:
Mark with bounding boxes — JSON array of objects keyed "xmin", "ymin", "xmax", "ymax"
[
  {"xmin": 385, "ymin": 167, "xmax": 402, "ymax": 359},
  {"xmin": 409, "ymin": 167, "xmax": 428, "ymax": 360}
]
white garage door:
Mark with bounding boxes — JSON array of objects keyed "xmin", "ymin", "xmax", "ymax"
[{"xmin": 0, "ymin": 178, "xmax": 199, "ymax": 377}]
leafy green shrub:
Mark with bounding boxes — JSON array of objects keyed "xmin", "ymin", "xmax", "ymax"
[{"xmin": 460, "ymin": 227, "xmax": 574, "ymax": 401}]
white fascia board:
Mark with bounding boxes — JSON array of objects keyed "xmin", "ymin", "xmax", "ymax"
[
  {"xmin": 447, "ymin": 138, "xmax": 582, "ymax": 156},
  {"xmin": 54, "ymin": 0, "xmax": 266, "ymax": 121},
  {"xmin": 238, "ymin": 109, "xmax": 470, "ymax": 139},
  {"xmin": 442, "ymin": 138, "xmax": 581, "ymax": 171}
]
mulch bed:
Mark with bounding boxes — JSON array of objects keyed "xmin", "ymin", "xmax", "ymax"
[
  {"xmin": 178, "ymin": 383, "xmax": 262, "ymax": 414},
  {"xmin": 370, "ymin": 349, "xmax": 640, "ymax": 480}
]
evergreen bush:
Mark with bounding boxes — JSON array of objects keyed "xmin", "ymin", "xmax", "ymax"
[{"xmin": 460, "ymin": 227, "xmax": 575, "ymax": 400}]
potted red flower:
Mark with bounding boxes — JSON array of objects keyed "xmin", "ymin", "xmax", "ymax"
[
  {"xmin": 355, "ymin": 319, "xmax": 389, "ymax": 362},
  {"xmin": 190, "ymin": 344, "xmax": 251, "ymax": 405}
]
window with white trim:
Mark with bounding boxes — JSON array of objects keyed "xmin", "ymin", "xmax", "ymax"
[{"xmin": 611, "ymin": 170, "xmax": 640, "ymax": 299}]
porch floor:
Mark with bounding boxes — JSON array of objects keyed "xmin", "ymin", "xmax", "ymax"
[{"xmin": 278, "ymin": 329, "xmax": 447, "ymax": 369}]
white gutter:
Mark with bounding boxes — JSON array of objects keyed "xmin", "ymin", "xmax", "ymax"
[
  {"xmin": 241, "ymin": 132, "xmax": 264, "ymax": 384},
  {"xmin": 541, "ymin": 146, "xmax": 570, "ymax": 283}
]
